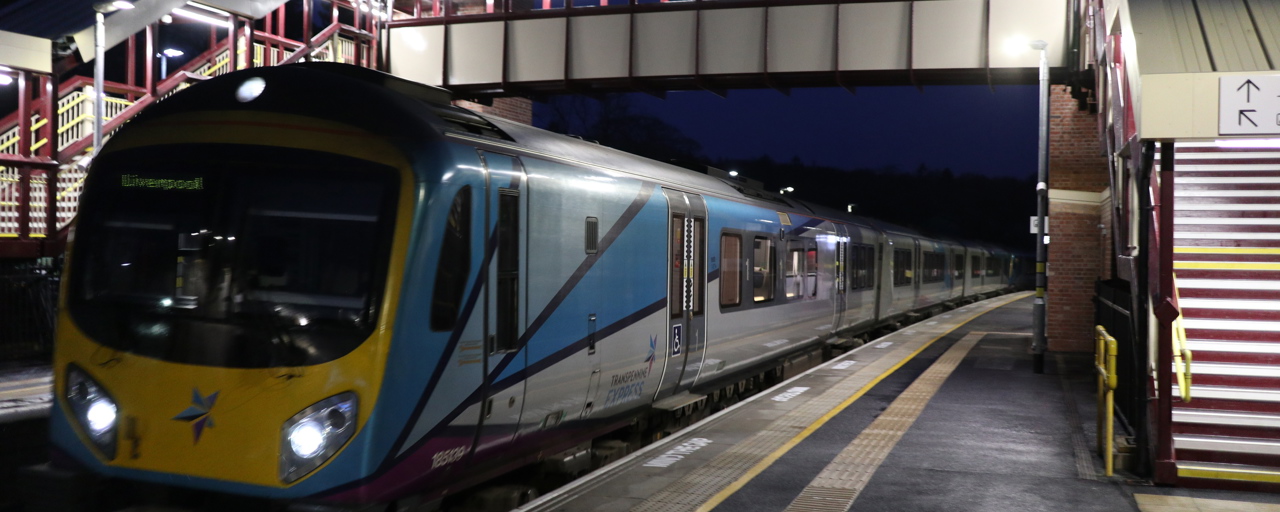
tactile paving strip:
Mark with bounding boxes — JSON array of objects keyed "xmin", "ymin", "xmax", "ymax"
[
  {"xmin": 629, "ymin": 294, "xmax": 1028, "ymax": 512},
  {"xmin": 781, "ymin": 332, "xmax": 986, "ymax": 512}
]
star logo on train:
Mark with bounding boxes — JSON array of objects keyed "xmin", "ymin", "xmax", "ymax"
[
  {"xmin": 646, "ymin": 336, "xmax": 657, "ymax": 375},
  {"xmin": 173, "ymin": 388, "xmax": 219, "ymax": 443}
]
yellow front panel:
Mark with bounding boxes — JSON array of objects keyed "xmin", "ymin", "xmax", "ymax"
[{"xmin": 55, "ymin": 110, "xmax": 417, "ymax": 487}]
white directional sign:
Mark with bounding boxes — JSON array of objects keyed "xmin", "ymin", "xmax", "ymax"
[{"xmin": 1220, "ymin": 76, "xmax": 1280, "ymax": 135}]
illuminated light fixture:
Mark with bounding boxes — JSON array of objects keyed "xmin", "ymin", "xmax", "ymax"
[
  {"xmin": 728, "ymin": 170, "xmax": 739, "ymax": 177},
  {"xmin": 779, "ymin": 186, "xmax": 795, "ymax": 194},
  {"xmin": 359, "ymin": 1, "xmax": 369, "ymax": 12},
  {"xmin": 236, "ymin": 77, "xmax": 266, "ymax": 102},
  {"xmin": 1215, "ymin": 138, "xmax": 1280, "ymax": 149},
  {"xmin": 162, "ymin": 48, "xmax": 184, "ymax": 57},
  {"xmin": 161, "ymin": 14, "xmax": 173, "ymax": 23},
  {"xmin": 1003, "ymin": 35, "xmax": 1030, "ymax": 56},
  {"xmin": 171, "ymin": 7, "xmax": 231, "ymax": 27},
  {"xmin": 0, "ymin": 75, "xmax": 11, "ymax": 86},
  {"xmin": 185, "ymin": 1, "xmax": 230, "ymax": 15}
]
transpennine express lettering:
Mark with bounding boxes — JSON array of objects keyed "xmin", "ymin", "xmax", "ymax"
[{"xmin": 121, "ymin": 174, "xmax": 204, "ymax": 190}]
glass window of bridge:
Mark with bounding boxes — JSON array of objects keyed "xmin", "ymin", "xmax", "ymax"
[{"xmin": 510, "ymin": 0, "xmax": 565, "ymax": 11}]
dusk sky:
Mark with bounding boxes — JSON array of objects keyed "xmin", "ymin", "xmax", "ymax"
[{"xmin": 541, "ymin": 84, "xmax": 1041, "ymax": 180}]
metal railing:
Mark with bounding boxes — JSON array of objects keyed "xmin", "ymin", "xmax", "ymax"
[
  {"xmin": 1096, "ymin": 325, "xmax": 1119, "ymax": 477},
  {"xmin": 0, "ymin": 258, "xmax": 59, "ymax": 361},
  {"xmin": 1171, "ymin": 273, "xmax": 1193, "ymax": 403}
]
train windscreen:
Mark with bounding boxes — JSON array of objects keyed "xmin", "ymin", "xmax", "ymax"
[{"xmin": 67, "ymin": 145, "xmax": 400, "ymax": 368}]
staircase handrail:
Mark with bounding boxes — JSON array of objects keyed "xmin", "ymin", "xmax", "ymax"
[
  {"xmin": 278, "ymin": 22, "xmax": 346, "ymax": 66},
  {"xmin": 1095, "ymin": 325, "xmax": 1118, "ymax": 477},
  {"xmin": 1171, "ymin": 273, "xmax": 1193, "ymax": 403}
]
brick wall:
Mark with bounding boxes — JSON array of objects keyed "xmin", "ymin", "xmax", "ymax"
[
  {"xmin": 1046, "ymin": 85, "xmax": 1110, "ymax": 353},
  {"xmin": 454, "ymin": 97, "xmax": 534, "ymax": 125},
  {"xmin": 1049, "ymin": 85, "xmax": 1109, "ymax": 193}
]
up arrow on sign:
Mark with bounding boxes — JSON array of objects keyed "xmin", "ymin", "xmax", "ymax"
[{"xmin": 1220, "ymin": 76, "xmax": 1280, "ymax": 135}]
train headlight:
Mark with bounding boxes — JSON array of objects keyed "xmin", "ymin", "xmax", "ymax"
[
  {"xmin": 279, "ymin": 392, "xmax": 357, "ymax": 483},
  {"xmin": 65, "ymin": 365, "xmax": 119, "ymax": 459}
]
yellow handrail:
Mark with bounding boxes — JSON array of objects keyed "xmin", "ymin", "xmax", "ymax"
[
  {"xmin": 1095, "ymin": 325, "xmax": 1118, "ymax": 477},
  {"xmin": 1172, "ymin": 273, "xmax": 1193, "ymax": 403}
]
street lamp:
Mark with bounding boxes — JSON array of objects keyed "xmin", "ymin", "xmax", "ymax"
[
  {"xmin": 1031, "ymin": 39, "xmax": 1049, "ymax": 374},
  {"xmin": 779, "ymin": 186, "xmax": 794, "ymax": 194},
  {"xmin": 92, "ymin": 0, "xmax": 135, "ymax": 158},
  {"xmin": 0, "ymin": 66, "xmax": 12, "ymax": 86},
  {"xmin": 159, "ymin": 48, "xmax": 184, "ymax": 79}
]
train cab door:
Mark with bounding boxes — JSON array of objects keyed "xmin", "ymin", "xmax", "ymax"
[
  {"xmin": 474, "ymin": 152, "xmax": 527, "ymax": 460},
  {"xmin": 654, "ymin": 188, "xmax": 708, "ymax": 401}
]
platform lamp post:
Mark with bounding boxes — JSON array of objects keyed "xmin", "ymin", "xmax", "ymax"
[
  {"xmin": 93, "ymin": 0, "xmax": 135, "ymax": 159},
  {"xmin": 1031, "ymin": 39, "xmax": 1049, "ymax": 374},
  {"xmin": 159, "ymin": 48, "xmax": 184, "ymax": 79}
]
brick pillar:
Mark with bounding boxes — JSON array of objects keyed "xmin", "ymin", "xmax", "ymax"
[
  {"xmin": 1046, "ymin": 85, "xmax": 1110, "ymax": 352},
  {"xmin": 454, "ymin": 97, "xmax": 534, "ymax": 125}
]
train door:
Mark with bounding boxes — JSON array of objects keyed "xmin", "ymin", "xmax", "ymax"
[
  {"xmin": 474, "ymin": 152, "xmax": 526, "ymax": 460},
  {"xmin": 833, "ymin": 225, "xmax": 848, "ymax": 328},
  {"xmin": 653, "ymin": 189, "xmax": 708, "ymax": 400}
]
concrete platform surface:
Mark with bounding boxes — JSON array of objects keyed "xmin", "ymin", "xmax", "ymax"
[{"xmin": 518, "ymin": 293, "xmax": 1280, "ymax": 512}]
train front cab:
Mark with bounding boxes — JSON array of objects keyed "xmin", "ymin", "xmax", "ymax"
[{"xmin": 44, "ymin": 102, "xmax": 420, "ymax": 506}]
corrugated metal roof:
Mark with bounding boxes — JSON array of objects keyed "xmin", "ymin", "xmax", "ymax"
[
  {"xmin": 1132, "ymin": 0, "xmax": 1279, "ymax": 74},
  {"xmin": 0, "ymin": 0, "xmax": 98, "ymax": 40}
]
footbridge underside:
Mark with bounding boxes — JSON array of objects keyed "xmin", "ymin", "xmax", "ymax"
[{"xmin": 387, "ymin": 0, "xmax": 1074, "ymax": 96}]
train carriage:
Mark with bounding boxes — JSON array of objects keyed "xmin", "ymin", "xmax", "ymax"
[{"xmin": 35, "ymin": 63, "xmax": 1015, "ymax": 511}]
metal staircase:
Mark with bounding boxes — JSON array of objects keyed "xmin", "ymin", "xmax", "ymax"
[{"xmin": 1168, "ymin": 141, "xmax": 1280, "ymax": 487}]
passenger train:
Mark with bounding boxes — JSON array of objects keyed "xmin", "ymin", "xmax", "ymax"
[{"xmin": 41, "ymin": 63, "xmax": 1015, "ymax": 510}]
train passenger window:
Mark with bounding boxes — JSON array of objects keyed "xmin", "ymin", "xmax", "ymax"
[
  {"xmin": 807, "ymin": 247, "xmax": 818, "ymax": 297},
  {"xmin": 848, "ymin": 244, "xmax": 872, "ymax": 290},
  {"xmin": 860, "ymin": 245, "xmax": 870, "ymax": 290},
  {"xmin": 670, "ymin": 215, "xmax": 686, "ymax": 318},
  {"xmin": 432, "ymin": 187, "xmax": 471, "ymax": 331},
  {"xmin": 753, "ymin": 237, "xmax": 775, "ymax": 302},
  {"xmin": 986, "ymin": 256, "xmax": 998, "ymax": 277},
  {"xmin": 971, "ymin": 255, "xmax": 982, "ymax": 278},
  {"xmin": 494, "ymin": 189, "xmax": 520, "ymax": 352},
  {"xmin": 922, "ymin": 252, "xmax": 945, "ymax": 284},
  {"xmin": 720, "ymin": 234, "xmax": 742, "ymax": 307},
  {"xmin": 786, "ymin": 247, "xmax": 803, "ymax": 298},
  {"xmin": 893, "ymin": 249, "xmax": 913, "ymax": 287},
  {"xmin": 953, "ymin": 254, "xmax": 965, "ymax": 279}
]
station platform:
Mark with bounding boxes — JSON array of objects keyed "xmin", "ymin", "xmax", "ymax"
[
  {"xmin": 518, "ymin": 293, "xmax": 1280, "ymax": 512},
  {"xmin": 0, "ymin": 363, "xmax": 50, "ymax": 423}
]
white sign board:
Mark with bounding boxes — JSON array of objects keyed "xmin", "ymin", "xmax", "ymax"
[
  {"xmin": 1029, "ymin": 216, "xmax": 1049, "ymax": 234},
  {"xmin": 1220, "ymin": 76, "xmax": 1280, "ymax": 135}
]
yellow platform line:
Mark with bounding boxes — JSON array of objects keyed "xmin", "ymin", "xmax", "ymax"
[
  {"xmin": 1176, "ymin": 247, "xmax": 1280, "ymax": 255},
  {"xmin": 1174, "ymin": 261, "xmax": 1280, "ymax": 271},
  {"xmin": 781, "ymin": 331, "xmax": 986, "ymax": 512},
  {"xmin": 1178, "ymin": 463, "xmax": 1280, "ymax": 484},
  {"xmin": 689, "ymin": 292, "xmax": 1029, "ymax": 512}
]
